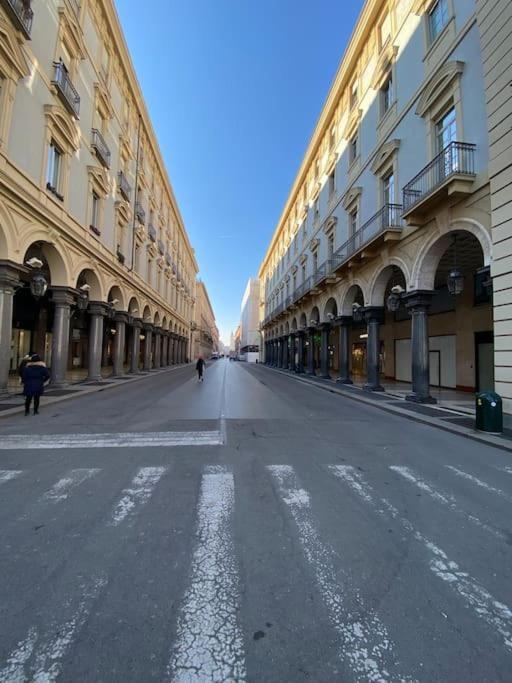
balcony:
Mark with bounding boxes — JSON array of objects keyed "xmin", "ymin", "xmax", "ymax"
[
  {"xmin": 117, "ymin": 171, "xmax": 131, "ymax": 201},
  {"xmin": 135, "ymin": 201, "xmax": 145, "ymax": 225},
  {"xmin": 402, "ymin": 142, "xmax": 476, "ymax": 224},
  {"xmin": 333, "ymin": 203, "xmax": 403, "ymax": 271},
  {"xmin": 1, "ymin": 0, "xmax": 33, "ymax": 38},
  {"xmin": 91, "ymin": 129, "xmax": 111, "ymax": 168},
  {"xmin": 52, "ymin": 61, "xmax": 80, "ymax": 119}
]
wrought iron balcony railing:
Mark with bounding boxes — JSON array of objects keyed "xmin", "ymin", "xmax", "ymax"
[
  {"xmin": 148, "ymin": 223, "xmax": 157, "ymax": 242},
  {"xmin": 1, "ymin": 0, "xmax": 33, "ymax": 38},
  {"xmin": 135, "ymin": 201, "xmax": 145, "ymax": 224},
  {"xmin": 403, "ymin": 142, "xmax": 476, "ymax": 213},
  {"xmin": 334, "ymin": 203, "xmax": 403, "ymax": 265},
  {"xmin": 117, "ymin": 171, "xmax": 131, "ymax": 201},
  {"xmin": 91, "ymin": 128, "xmax": 110, "ymax": 168},
  {"xmin": 52, "ymin": 61, "xmax": 80, "ymax": 118}
]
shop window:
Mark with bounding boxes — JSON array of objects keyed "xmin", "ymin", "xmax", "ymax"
[{"xmin": 474, "ymin": 267, "xmax": 492, "ymax": 306}]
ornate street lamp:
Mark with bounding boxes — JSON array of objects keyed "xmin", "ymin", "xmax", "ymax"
[
  {"xmin": 352, "ymin": 302, "xmax": 363, "ymax": 322},
  {"xmin": 25, "ymin": 257, "xmax": 48, "ymax": 299},
  {"xmin": 447, "ymin": 235, "xmax": 464, "ymax": 295},
  {"xmin": 386, "ymin": 285, "xmax": 405, "ymax": 312},
  {"xmin": 76, "ymin": 283, "xmax": 90, "ymax": 311}
]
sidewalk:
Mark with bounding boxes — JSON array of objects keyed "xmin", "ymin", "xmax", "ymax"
[
  {"xmin": 260, "ymin": 364, "xmax": 512, "ymax": 454},
  {"xmin": 0, "ymin": 364, "xmax": 192, "ymax": 420}
]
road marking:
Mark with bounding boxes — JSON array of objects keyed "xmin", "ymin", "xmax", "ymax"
[
  {"xmin": 268, "ymin": 464, "xmax": 408, "ymax": 683},
  {"xmin": 0, "ymin": 576, "xmax": 107, "ymax": 683},
  {"xmin": 389, "ymin": 466, "xmax": 504, "ymax": 540},
  {"xmin": 42, "ymin": 468, "xmax": 100, "ymax": 503},
  {"xmin": 331, "ymin": 465, "xmax": 512, "ymax": 653},
  {"xmin": 0, "ymin": 431, "xmax": 223, "ymax": 450},
  {"xmin": 445, "ymin": 465, "xmax": 511, "ymax": 501},
  {"xmin": 111, "ymin": 467, "xmax": 166, "ymax": 526},
  {"xmin": 168, "ymin": 466, "xmax": 245, "ymax": 682},
  {"xmin": 0, "ymin": 470, "xmax": 22, "ymax": 485}
]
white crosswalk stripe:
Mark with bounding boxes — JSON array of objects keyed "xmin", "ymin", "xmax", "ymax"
[
  {"xmin": 445, "ymin": 465, "xmax": 512, "ymax": 501},
  {"xmin": 268, "ymin": 464, "xmax": 410, "ymax": 683},
  {"xmin": 42, "ymin": 468, "xmax": 100, "ymax": 503},
  {"xmin": 0, "ymin": 431, "xmax": 223, "ymax": 450},
  {"xmin": 168, "ymin": 466, "xmax": 246, "ymax": 681},
  {"xmin": 390, "ymin": 465, "xmax": 504, "ymax": 540},
  {"xmin": 0, "ymin": 470, "xmax": 22, "ymax": 485},
  {"xmin": 330, "ymin": 465, "xmax": 512, "ymax": 653},
  {"xmin": 110, "ymin": 467, "xmax": 166, "ymax": 525}
]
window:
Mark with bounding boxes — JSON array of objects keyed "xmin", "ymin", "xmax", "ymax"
[
  {"xmin": 302, "ymin": 221, "xmax": 307, "ymax": 240},
  {"xmin": 349, "ymin": 134, "xmax": 358, "ymax": 164},
  {"xmin": 383, "ymin": 172, "xmax": 395, "ymax": 205},
  {"xmin": 90, "ymin": 191, "xmax": 100, "ymax": 235},
  {"xmin": 302, "ymin": 264, "xmax": 306, "ymax": 282},
  {"xmin": 381, "ymin": 74, "xmax": 393, "ymax": 116},
  {"xmin": 328, "ymin": 170, "xmax": 336, "ymax": 198},
  {"xmin": 294, "ymin": 235, "xmax": 298, "ymax": 254},
  {"xmin": 435, "ymin": 106, "xmax": 457, "ymax": 153},
  {"xmin": 292, "ymin": 274, "xmax": 297, "ymax": 291},
  {"xmin": 312, "ymin": 251, "xmax": 318, "ymax": 273},
  {"xmin": 314, "ymin": 198, "xmax": 320, "ymax": 222},
  {"xmin": 328, "ymin": 233, "xmax": 335, "ymax": 258},
  {"xmin": 46, "ymin": 142, "xmax": 63, "ymax": 198},
  {"xmin": 349, "ymin": 208, "xmax": 358, "ymax": 236},
  {"xmin": 429, "ymin": 0, "xmax": 449, "ymax": 42}
]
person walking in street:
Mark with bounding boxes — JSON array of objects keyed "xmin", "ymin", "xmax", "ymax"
[
  {"xmin": 18, "ymin": 352, "xmax": 33, "ymax": 386},
  {"xmin": 22, "ymin": 354, "xmax": 50, "ymax": 415},
  {"xmin": 196, "ymin": 356, "xmax": 205, "ymax": 382}
]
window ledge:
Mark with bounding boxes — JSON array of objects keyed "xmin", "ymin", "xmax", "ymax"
[
  {"xmin": 348, "ymin": 155, "xmax": 361, "ymax": 176},
  {"xmin": 377, "ymin": 100, "xmax": 397, "ymax": 133},
  {"xmin": 89, "ymin": 225, "xmax": 101, "ymax": 237},
  {"xmin": 46, "ymin": 183, "xmax": 64, "ymax": 202}
]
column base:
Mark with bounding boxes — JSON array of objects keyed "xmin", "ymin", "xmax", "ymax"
[
  {"xmin": 363, "ymin": 383, "xmax": 385, "ymax": 392},
  {"xmin": 307, "ymin": 370, "xmax": 316, "ymax": 376},
  {"xmin": 320, "ymin": 373, "xmax": 331, "ymax": 380},
  {"xmin": 406, "ymin": 393, "xmax": 437, "ymax": 404},
  {"xmin": 336, "ymin": 377, "xmax": 353, "ymax": 385},
  {"xmin": 50, "ymin": 380, "xmax": 69, "ymax": 389},
  {"xmin": 85, "ymin": 375, "xmax": 103, "ymax": 383}
]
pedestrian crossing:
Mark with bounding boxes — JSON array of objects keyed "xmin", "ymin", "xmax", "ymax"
[
  {"xmin": 0, "ymin": 430, "xmax": 224, "ymax": 449},
  {"xmin": 1, "ymin": 458, "xmax": 512, "ymax": 681}
]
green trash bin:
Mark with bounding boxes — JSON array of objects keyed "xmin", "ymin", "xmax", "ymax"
[{"xmin": 475, "ymin": 392, "xmax": 503, "ymax": 433}]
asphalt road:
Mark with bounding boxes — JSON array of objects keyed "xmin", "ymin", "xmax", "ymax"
[{"xmin": 1, "ymin": 358, "xmax": 512, "ymax": 682}]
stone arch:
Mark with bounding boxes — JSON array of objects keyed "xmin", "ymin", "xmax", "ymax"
[
  {"xmin": 310, "ymin": 306, "xmax": 320, "ymax": 326},
  {"xmin": 411, "ymin": 219, "xmax": 492, "ymax": 291},
  {"xmin": 154, "ymin": 312, "xmax": 161, "ymax": 327},
  {"xmin": 0, "ymin": 199, "xmax": 16, "ymax": 258},
  {"xmin": 291, "ymin": 317, "xmax": 298, "ymax": 331},
  {"xmin": 76, "ymin": 268, "xmax": 103, "ymax": 301},
  {"xmin": 323, "ymin": 297, "xmax": 338, "ymax": 322},
  {"xmin": 128, "ymin": 296, "xmax": 140, "ymax": 316},
  {"xmin": 142, "ymin": 304, "xmax": 152, "ymax": 322},
  {"xmin": 107, "ymin": 285, "xmax": 125, "ymax": 310},
  {"xmin": 162, "ymin": 315, "xmax": 168, "ymax": 331},
  {"xmin": 340, "ymin": 283, "xmax": 365, "ymax": 316},
  {"xmin": 369, "ymin": 258, "xmax": 410, "ymax": 306},
  {"xmin": 23, "ymin": 239, "xmax": 70, "ymax": 287},
  {"xmin": 299, "ymin": 312, "xmax": 307, "ymax": 329}
]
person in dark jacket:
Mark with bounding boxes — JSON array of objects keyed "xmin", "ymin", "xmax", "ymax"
[
  {"xmin": 196, "ymin": 357, "xmax": 205, "ymax": 382},
  {"xmin": 18, "ymin": 353, "xmax": 33, "ymax": 382},
  {"xmin": 22, "ymin": 355, "xmax": 50, "ymax": 415}
]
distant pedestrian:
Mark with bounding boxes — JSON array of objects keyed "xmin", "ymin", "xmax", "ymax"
[
  {"xmin": 22, "ymin": 354, "xmax": 50, "ymax": 416},
  {"xmin": 196, "ymin": 356, "xmax": 205, "ymax": 382}
]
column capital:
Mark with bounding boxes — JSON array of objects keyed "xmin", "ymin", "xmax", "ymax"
[
  {"xmin": 143, "ymin": 322, "xmax": 154, "ymax": 333},
  {"xmin": 319, "ymin": 322, "xmax": 331, "ymax": 331},
  {"xmin": 88, "ymin": 301, "xmax": 111, "ymax": 317},
  {"xmin": 363, "ymin": 306, "xmax": 385, "ymax": 323},
  {"xmin": 334, "ymin": 315, "xmax": 353, "ymax": 327},
  {"xmin": 131, "ymin": 317, "xmax": 143, "ymax": 329},
  {"xmin": 153, "ymin": 326, "xmax": 162, "ymax": 335},
  {"xmin": 403, "ymin": 290, "xmax": 435, "ymax": 311},
  {"xmin": 307, "ymin": 325, "xmax": 317, "ymax": 334},
  {"xmin": 51, "ymin": 286, "xmax": 77, "ymax": 306},
  {"xmin": 114, "ymin": 311, "xmax": 130, "ymax": 324},
  {"xmin": 296, "ymin": 329, "xmax": 306, "ymax": 337},
  {"xmin": 0, "ymin": 260, "xmax": 26, "ymax": 288}
]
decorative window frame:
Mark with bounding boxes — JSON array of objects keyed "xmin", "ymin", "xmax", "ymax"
[
  {"xmin": 372, "ymin": 43, "xmax": 399, "ymax": 124},
  {"xmin": 415, "ymin": 60, "xmax": 464, "ymax": 160},
  {"xmin": 0, "ymin": 19, "xmax": 30, "ymax": 149},
  {"xmin": 87, "ymin": 166, "xmax": 110, "ymax": 237},
  {"xmin": 55, "ymin": 5, "xmax": 86, "ymax": 76},
  {"xmin": 41, "ymin": 105, "xmax": 80, "ymax": 205},
  {"xmin": 412, "ymin": 0, "xmax": 455, "ymax": 66},
  {"xmin": 342, "ymin": 187, "xmax": 362, "ymax": 236},
  {"xmin": 371, "ymin": 138, "xmax": 400, "ymax": 206}
]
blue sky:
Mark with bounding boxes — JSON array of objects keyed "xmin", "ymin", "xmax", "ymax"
[{"xmin": 115, "ymin": 0, "xmax": 365, "ymax": 345}]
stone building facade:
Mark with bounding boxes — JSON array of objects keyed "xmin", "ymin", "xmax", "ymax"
[
  {"xmin": 259, "ymin": 0, "xmax": 508, "ymax": 417},
  {"xmin": 192, "ymin": 281, "xmax": 218, "ymax": 360},
  {"xmin": 0, "ymin": 0, "xmax": 198, "ymax": 393}
]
